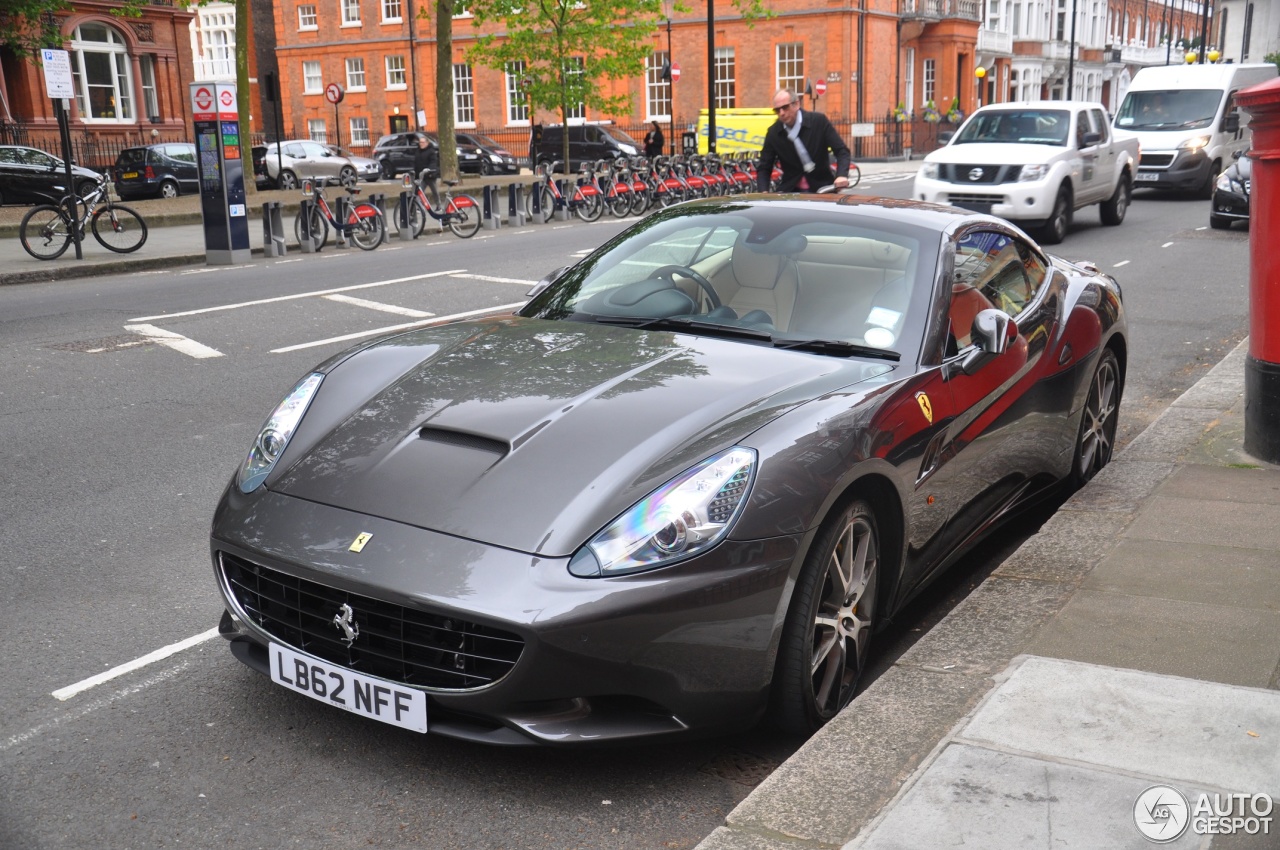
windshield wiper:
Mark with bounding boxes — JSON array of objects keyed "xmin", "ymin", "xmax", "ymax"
[
  {"xmin": 771, "ymin": 337, "xmax": 901, "ymax": 361},
  {"xmin": 592, "ymin": 315, "xmax": 775, "ymax": 341}
]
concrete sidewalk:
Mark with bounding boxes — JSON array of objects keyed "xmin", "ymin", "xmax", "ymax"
[{"xmin": 699, "ymin": 339, "xmax": 1280, "ymax": 849}]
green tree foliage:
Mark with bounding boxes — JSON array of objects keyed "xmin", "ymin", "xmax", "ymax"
[{"xmin": 1266, "ymin": 51, "xmax": 1280, "ymax": 73}]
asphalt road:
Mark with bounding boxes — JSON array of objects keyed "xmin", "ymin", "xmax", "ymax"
[{"xmin": 0, "ymin": 181, "xmax": 1252, "ymax": 849}]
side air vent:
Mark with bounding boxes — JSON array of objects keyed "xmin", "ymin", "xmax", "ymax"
[{"xmin": 418, "ymin": 427, "xmax": 509, "ymax": 457}]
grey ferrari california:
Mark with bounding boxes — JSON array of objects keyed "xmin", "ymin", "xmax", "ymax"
[{"xmin": 211, "ymin": 194, "xmax": 1125, "ymax": 746}]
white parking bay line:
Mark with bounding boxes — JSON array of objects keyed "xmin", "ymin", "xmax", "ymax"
[
  {"xmin": 452, "ymin": 273, "xmax": 538, "ymax": 286},
  {"xmin": 271, "ymin": 302, "xmax": 526, "ymax": 354},
  {"xmin": 124, "ymin": 324, "xmax": 224, "ymax": 359},
  {"xmin": 1114, "ymin": 260, "xmax": 1131, "ymax": 267},
  {"xmin": 52, "ymin": 628, "xmax": 220, "ymax": 701},
  {"xmin": 323, "ymin": 294, "xmax": 434, "ymax": 317},
  {"xmin": 129, "ymin": 269, "xmax": 466, "ymax": 322}
]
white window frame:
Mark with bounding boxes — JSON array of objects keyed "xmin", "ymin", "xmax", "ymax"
[
  {"xmin": 303, "ymin": 60, "xmax": 323, "ymax": 94},
  {"xmin": 298, "ymin": 4, "xmax": 318, "ymax": 29},
  {"xmin": 904, "ymin": 47, "xmax": 915, "ymax": 116},
  {"xmin": 385, "ymin": 55, "xmax": 406, "ymax": 90},
  {"xmin": 308, "ymin": 118, "xmax": 327, "ymax": 142},
  {"xmin": 505, "ymin": 61, "xmax": 529, "ymax": 125},
  {"xmin": 341, "ymin": 0, "xmax": 361, "ymax": 27},
  {"xmin": 139, "ymin": 54, "xmax": 159, "ymax": 120},
  {"xmin": 70, "ymin": 23, "xmax": 135, "ymax": 123},
  {"xmin": 714, "ymin": 46, "xmax": 736, "ymax": 109},
  {"xmin": 776, "ymin": 42, "xmax": 804, "ymax": 95},
  {"xmin": 453, "ymin": 63, "xmax": 475, "ymax": 127},
  {"xmin": 346, "ymin": 57, "xmax": 366, "ymax": 91},
  {"xmin": 566, "ymin": 56, "xmax": 585, "ymax": 120},
  {"xmin": 645, "ymin": 51, "xmax": 671, "ymax": 120},
  {"xmin": 923, "ymin": 58, "xmax": 936, "ymax": 105},
  {"xmin": 381, "ymin": 0, "xmax": 402, "ymax": 22},
  {"xmin": 349, "ymin": 116, "xmax": 370, "ymax": 146}
]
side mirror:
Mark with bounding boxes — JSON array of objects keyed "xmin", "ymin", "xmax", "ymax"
[
  {"xmin": 1223, "ymin": 113, "xmax": 1240, "ymax": 134},
  {"xmin": 1082, "ymin": 131, "xmax": 1102, "ymax": 147},
  {"xmin": 1233, "ymin": 149, "xmax": 1244, "ymax": 160},
  {"xmin": 947, "ymin": 308, "xmax": 1016, "ymax": 379},
  {"xmin": 938, "ymin": 131, "xmax": 955, "ymax": 145},
  {"xmin": 527, "ymin": 266, "xmax": 569, "ymax": 299}
]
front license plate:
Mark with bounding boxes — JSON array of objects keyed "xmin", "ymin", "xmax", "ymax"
[
  {"xmin": 269, "ymin": 642, "xmax": 428, "ymax": 733},
  {"xmin": 1135, "ymin": 172, "xmax": 1161, "ymax": 182},
  {"xmin": 122, "ymin": 171, "xmax": 139, "ymax": 179}
]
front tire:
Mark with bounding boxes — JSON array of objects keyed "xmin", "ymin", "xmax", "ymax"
[
  {"xmin": 91, "ymin": 205, "xmax": 148, "ymax": 253},
  {"xmin": 1041, "ymin": 186, "xmax": 1072, "ymax": 245},
  {"xmin": 771, "ymin": 499, "xmax": 880, "ymax": 736},
  {"xmin": 294, "ymin": 206, "xmax": 328, "ymax": 251},
  {"xmin": 1100, "ymin": 177, "xmax": 1129, "ymax": 226},
  {"xmin": 1070, "ymin": 349, "xmax": 1121, "ymax": 489}
]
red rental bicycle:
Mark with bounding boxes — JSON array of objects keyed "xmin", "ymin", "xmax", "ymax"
[{"xmin": 294, "ymin": 180, "xmax": 385, "ymax": 251}]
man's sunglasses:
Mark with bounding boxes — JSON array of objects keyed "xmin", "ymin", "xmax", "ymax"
[{"xmin": 772, "ymin": 101, "xmax": 797, "ymax": 114}]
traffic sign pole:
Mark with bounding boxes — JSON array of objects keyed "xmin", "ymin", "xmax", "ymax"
[{"xmin": 41, "ymin": 49, "xmax": 82, "ymax": 259}]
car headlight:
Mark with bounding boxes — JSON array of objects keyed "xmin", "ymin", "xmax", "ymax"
[
  {"xmin": 1216, "ymin": 172, "xmax": 1234, "ymax": 192},
  {"xmin": 619, "ymin": 144, "xmax": 637, "ymax": 155},
  {"xmin": 1018, "ymin": 164, "xmax": 1050, "ymax": 182},
  {"xmin": 568, "ymin": 447, "xmax": 757, "ymax": 577},
  {"xmin": 1178, "ymin": 135, "xmax": 1211, "ymax": 152},
  {"xmin": 920, "ymin": 163, "xmax": 939, "ymax": 180},
  {"xmin": 237, "ymin": 373, "xmax": 324, "ymax": 494},
  {"xmin": 489, "ymin": 154, "xmax": 502, "ymax": 163}
]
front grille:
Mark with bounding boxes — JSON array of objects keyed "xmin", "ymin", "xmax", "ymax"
[
  {"xmin": 220, "ymin": 552, "xmax": 524, "ymax": 690},
  {"xmin": 947, "ymin": 192, "xmax": 1005, "ymax": 206},
  {"xmin": 1140, "ymin": 153, "xmax": 1175, "ymax": 168},
  {"xmin": 940, "ymin": 164, "xmax": 1022, "ymax": 184}
]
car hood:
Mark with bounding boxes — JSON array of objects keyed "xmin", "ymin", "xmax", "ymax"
[
  {"xmin": 272, "ymin": 317, "xmax": 892, "ymax": 555},
  {"xmin": 925, "ymin": 142, "xmax": 1069, "ymax": 165}
]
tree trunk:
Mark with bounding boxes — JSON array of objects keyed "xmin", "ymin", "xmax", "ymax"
[
  {"xmin": 236, "ymin": 0, "xmax": 256, "ymax": 195},
  {"xmin": 435, "ymin": 0, "xmax": 458, "ymax": 182}
]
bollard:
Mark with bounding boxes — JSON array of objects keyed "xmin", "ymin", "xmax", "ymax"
[
  {"xmin": 262, "ymin": 201, "xmax": 286, "ymax": 257},
  {"xmin": 530, "ymin": 180, "xmax": 543, "ymax": 220},
  {"xmin": 1238, "ymin": 77, "xmax": 1280, "ymax": 462},
  {"xmin": 298, "ymin": 198, "xmax": 316, "ymax": 253},
  {"xmin": 369, "ymin": 193, "xmax": 388, "ymax": 244},
  {"xmin": 333, "ymin": 195, "xmax": 349, "ymax": 249},
  {"xmin": 507, "ymin": 183, "xmax": 526, "ymax": 226},
  {"xmin": 481, "ymin": 184, "xmax": 501, "ymax": 230},
  {"xmin": 398, "ymin": 189, "xmax": 415, "ymax": 241}
]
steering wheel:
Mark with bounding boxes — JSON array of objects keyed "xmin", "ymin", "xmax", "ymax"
[{"xmin": 650, "ymin": 265, "xmax": 721, "ymax": 310}]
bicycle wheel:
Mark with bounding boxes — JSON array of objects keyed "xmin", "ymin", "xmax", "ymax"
[
  {"xmin": 347, "ymin": 206, "xmax": 385, "ymax": 251},
  {"xmin": 606, "ymin": 191, "xmax": 630, "ymax": 219},
  {"xmin": 524, "ymin": 185, "xmax": 554, "ymax": 224},
  {"xmin": 575, "ymin": 192, "xmax": 603, "ymax": 223},
  {"xmin": 19, "ymin": 204, "xmax": 73, "ymax": 260},
  {"xmin": 446, "ymin": 195, "xmax": 481, "ymax": 238},
  {"xmin": 294, "ymin": 207, "xmax": 328, "ymax": 251},
  {"xmin": 848, "ymin": 165, "xmax": 861, "ymax": 188},
  {"xmin": 91, "ymin": 205, "xmax": 148, "ymax": 253},
  {"xmin": 628, "ymin": 186, "xmax": 649, "ymax": 217},
  {"xmin": 408, "ymin": 198, "xmax": 428, "ymax": 238}
]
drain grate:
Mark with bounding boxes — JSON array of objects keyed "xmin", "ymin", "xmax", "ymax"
[
  {"xmin": 47, "ymin": 335, "xmax": 153, "ymax": 354},
  {"xmin": 698, "ymin": 748, "xmax": 780, "ymax": 787}
]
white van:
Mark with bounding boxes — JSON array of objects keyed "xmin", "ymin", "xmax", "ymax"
[{"xmin": 1113, "ymin": 63, "xmax": 1277, "ymax": 195}]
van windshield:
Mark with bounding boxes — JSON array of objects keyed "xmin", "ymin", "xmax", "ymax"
[
  {"xmin": 600, "ymin": 126, "xmax": 640, "ymax": 146},
  {"xmin": 1115, "ymin": 89, "xmax": 1223, "ymax": 130}
]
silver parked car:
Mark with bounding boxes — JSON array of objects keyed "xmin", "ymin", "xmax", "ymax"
[
  {"xmin": 263, "ymin": 140, "xmax": 362, "ymax": 190},
  {"xmin": 324, "ymin": 146, "xmax": 382, "ymax": 183}
]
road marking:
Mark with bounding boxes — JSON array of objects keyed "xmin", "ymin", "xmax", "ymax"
[
  {"xmin": 179, "ymin": 265, "xmax": 254, "ymax": 275},
  {"xmin": 452, "ymin": 273, "xmax": 537, "ymax": 286},
  {"xmin": 51, "ymin": 628, "xmax": 219, "ymax": 701},
  {"xmin": 323, "ymin": 293, "xmax": 434, "ymax": 317},
  {"xmin": 271, "ymin": 302, "xmax": 526, "ymax": 353},
  {"xmin": 1162, "ymin": 241, "xmax": 1174, "ymax": 248},
  {"xmin": 124, "ymin": 324, "xmax": 224, "ymax": 359},
  {"xmin": 1114, "ymin": 260, "xmax": 1131, "ymax": 267},
  {"xmin": 128, "ymin": 270, "xmax": 466, "ymax": 322}
]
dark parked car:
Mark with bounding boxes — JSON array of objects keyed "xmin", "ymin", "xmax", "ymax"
[
  {"xmin": 0, "ymin": 145, "xmax": 99, "ymax": 206},
  {"xmin": 1210, "ymin": 150, "xmax": 1251, "ymax": 230},
  {"xmin": 456, "ymin": 132, "xmax": 520, "ymax": 175},
  {"xmin": 532, "ymin": 123, "xmax": 640, "ymax": 172},
  {"xmin": 211, "ymin": 195, "xmax": 1126, "ymax": 746},
  {"xmin": 251, "ymin": 145, "xmax": 273, "ymax": 189},
  {"xmin": 372, "ymin": 131, "xmax": 484, "ymax": 178},
  {"xmin": 113, "ymin": 143, "xmax": 199, "ymax": 199}
]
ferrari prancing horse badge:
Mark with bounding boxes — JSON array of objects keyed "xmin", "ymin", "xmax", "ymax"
[{"xmin": 915, "ymin": 392, "xmax": 933, "ymax": 424}]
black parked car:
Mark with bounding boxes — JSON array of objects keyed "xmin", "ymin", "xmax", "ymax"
[
  {"xmin": 113, "ymin": 143, "xmax": 199, "ymax": 200},
  {"xmin": 1210, "ymin": 151, "xmax": 1251, "ymax": 231},
  {"xmin": 372, "ymin": 131, "xmax": 485, "ymax": 178},
  {"xmin": 0, "ymin": 145, "xmax": 99, "ymax": 206},
  {"xmin": 456, "ymin": 132, "xmax": 520, "ymax": 175},
  {"xmin": 251, "ymin": 145, "xmax": 274, "ymax": 190}
]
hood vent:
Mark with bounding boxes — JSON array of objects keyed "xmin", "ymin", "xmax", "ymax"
[{"xmin": 418, "ymin": 426, "xmax": 509, "ymax": 458}]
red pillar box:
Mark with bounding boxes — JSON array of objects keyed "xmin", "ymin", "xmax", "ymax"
[{"xmin": 1238, "ymin": 77, "xmax": 1280, "ymax": 463}]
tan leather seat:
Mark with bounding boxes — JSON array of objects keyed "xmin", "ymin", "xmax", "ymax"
[{"xmin": 720, "ymin": 235, "xmax": 800, "ymax": 330}]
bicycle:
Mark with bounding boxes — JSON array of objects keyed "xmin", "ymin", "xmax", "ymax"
[
  {"xmin": 524, "ymin": 161, "xmax": 603, "ymax": 224},
  {"xmin": 19, "ymin": 173, "xmax": 148, "ymax": 260},
  {"xmin": 294, "ymin": 179, "xmax": 386, "ymax": 251},
  {"xmin": 405, "ymin": 172, "xmax": 481, "ymax": 239}
]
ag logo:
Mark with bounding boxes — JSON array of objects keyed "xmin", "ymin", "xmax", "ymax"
[
  {"xmin": 915, "ymin": 392, "xmax": 933, "ymax": 424},
  {"xmin": 1134, "ymin": 785, "xmax": 1190, "ymax": 842}
]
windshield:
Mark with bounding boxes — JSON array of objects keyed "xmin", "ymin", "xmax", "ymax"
[
  {"xmin": 952, "ymin": 109, "xmax": 1071, "ymax": 145},
  {"xmin": 468, "ymin": 134, "xmax": 504, "ymax": 149},
  {"xmin": 522, "ymin": 205, "xmax": 935, "ymax": 357},
  {"xmin": 601, "ymin": 126, "xmax": 640, "ymax": 146},
  {"xmin": 1115, "ymin": 89, "xmax": 1223, "ymax": 130}
]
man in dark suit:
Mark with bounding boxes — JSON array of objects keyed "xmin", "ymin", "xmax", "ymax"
[{"xmin": 757, "ymin": 88, "xmax": 851, "ymax": 193}]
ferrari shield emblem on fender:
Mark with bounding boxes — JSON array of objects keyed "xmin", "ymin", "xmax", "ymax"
[
  {"xmin": 349, "ymin": 532, "xmax": 373, "ymax": 553},
  {"xmin": 915, "ymin": 392, "xmax": 934, "ymax": 424}
]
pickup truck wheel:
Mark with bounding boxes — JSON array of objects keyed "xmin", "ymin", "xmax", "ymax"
[
  {"xmin": 1041, "ymin": 187, "xmax": 1072, "ymax": 245},
  {"xmin": 1100, "ymin": 177, "xmax": 1129, "ymax": 226}
]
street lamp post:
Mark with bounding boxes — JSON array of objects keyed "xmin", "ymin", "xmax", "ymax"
[
  {"xmin": 665, "ymin": 2, "xmax": 674, "ymax": 156},
  {"xmin": 975, "ymin": 66, "xmax": 986, "ymax": 108},
  {"xmin": 1067, "ymin": 0, "xmax": 1079, "ymax": 99}
]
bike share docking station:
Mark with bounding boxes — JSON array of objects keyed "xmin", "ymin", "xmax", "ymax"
[{"xmin": 191, "ymin": 81, "xmax": 251, "ymax": 265}]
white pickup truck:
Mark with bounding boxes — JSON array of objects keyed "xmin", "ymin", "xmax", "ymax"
[{"xmin": 912, "ymin": 101, "xmax": 1139, "ymax": 244}]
